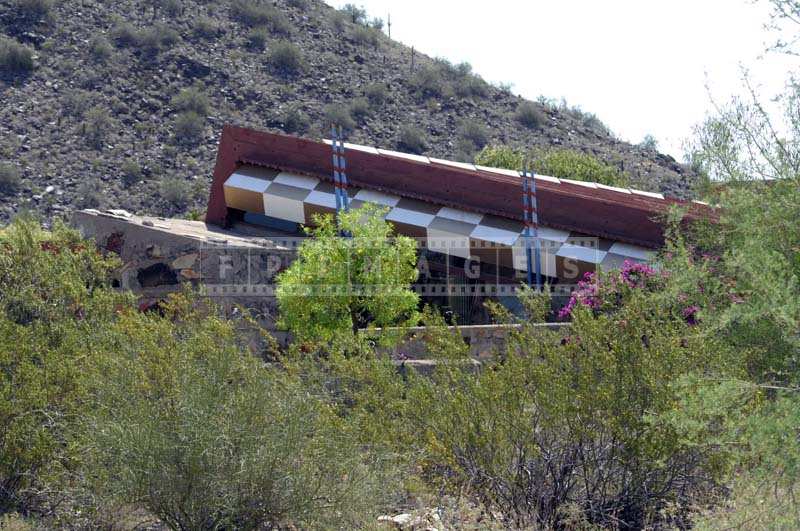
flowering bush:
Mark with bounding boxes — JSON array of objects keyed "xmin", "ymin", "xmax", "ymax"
[
  {"xmin": 558, "ymin": 260, "xmax": 706, "ymax": 326},
  {"xmin": 558, "ymin": 260, "xmax": 660, "ymax": 319}
]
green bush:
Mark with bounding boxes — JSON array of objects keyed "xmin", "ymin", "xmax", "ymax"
[
  {"xmin": 348, "ymin": 96, "xmax": 370, "ymax": 122},
  {"xmin": 88, "ymin": 36, "xmax": 113, "ymax": 63},
  {"xmin": 534, "ymin": 148, "xmax": 629, "ymax": 187},
  {"xmin": 0, "ymin": 220, "xmax": 125, "ymax": 513},
  {"xmin": 76, "ymin": 179, "xmax": 103, "ymax": 209},
  {"xmin": 453, "ymin": 75, "xmax": 488, "ymax": 98},
  {"xmin": 153, "ymin": 23, "xmax": 180, "ymax": 47},
  {"xmin": 246, "ymin": 26, "xmax": 269, "ymax": 50},
  {"xmin": 395, "ymin": 286, "xmax": 736, "ymax": 528},
  {"xmin": 82, "ymin": 293, "xmax": 396, "ymax": 529},
  {"xmin": 0, "ymin": 38, "xmax": 34, "ymax": 75},
  {"xmin": 0, "ymin": 164, "xmax": 21, "ymax": 195},
  {"xmin": 171, "ymin": 85, "xmax": 210, "ymax": 116},
  {"xmin": 432, "ymin": 59, "xmax": 488, "ymax": 99},
  {"xmin": 172, "ymin": 110, "xmax": 205, "ymax": 145},
  {"xmin": 128, "ymin": 23, "xmax": 179, "ymax": 58},
  {"xmin": 352, "ymin": 25, "xmax": 379, "ymax": 47},
  {"xmin": 82, "ymin": 107, "xmax": 114, "ymax": 150},
  {"xmin": 266, "ymin": 41, "xmax": 303, "ymax": 77},
  {"xmin": 277, "ymin": 205, "xmax": 419, "ymax": 343},
  {"xmin": 14, "ymin": 0, "xmax": 51, "ymax": 23},
  {"xmin": 192, "ymin": 16, "xmax": 218, "ymax": 40},
  {"xmin": 280, "ymin": 106, "xmax": 309, "ymax": 134},
  {"xmin": 475, "ymin": 144, "xmax": 630, "ymax": 187},
  {"xmin": 323, "ymin": 103, "xmax": 355, "ymax": 133},
  {"xmin": 458, "ymin": 119, "xmax": 489, "ymax": 150},
  {"xmin": 365, "ymin": 82, "xmax": 388, "ymax": 106},
  {"xmin": 160, "ymin": 176, "xmax": 192, "ymax": 207},
  {"xmin": 397, "ymin": 124, "xmax": 427, "ymax": 154},
  {"xmin": 410, "ymin": 65, "xmax": 445, "ymax": 100},
  {"xmin": 474, "ymin": 145, "xmax": 525, "ymax": 170},
  {"xmin": 110, "ymin": 23, "xmax": 140, "ymax": 48},
  {"xmin": 231, "ymin": 0, "xmax": 292, "ymax": 34},
  {"xmin": 160, "ymin": 0, "xmax": 182, "ymax": 17},
  {"xmin": 120, "ymin": 160, "xmax": 142, "ymax": 188},
  {"xmin": 61, "ymin": 89, "xmax": 92, "ymax": 117},
  {"xmin": 515, "ymin": 101, "xmax": 545, "ymax": 129}
]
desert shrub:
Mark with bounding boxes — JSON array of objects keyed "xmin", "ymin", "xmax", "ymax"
[
  {"xmin": 160, "ymin": 0, "xmax": 182, "ymax": 17},
  {"xmin": 365, "ymin": 82, "xmax": 388, "ymax": 106},
  {"xmin": 323, "ymin": 103, "xmax": 355, "ymax": 133},
  {"xmin": 88, "ymin": 36, "xmax": 113, "ymax": 63},
  {"xmin": 0, "ymin": 38, "xmax": 34, "ymax": 75},
  {"xmin": 120, "ymin": 160, "xmax": 142, "ymax": 188},
  {"xmin": 171, "ymin": 85, "xmax": 210, "ymax": 116},
  {"xmin": 246, "ymin": 26, "xmax": 269, "ymax": 50},
  {"xmin": 474, "ymin": 145, "xmax": 525, "ymax": 170},
  {"xmin": 279, "ymin": 106, "xmax": 309, "ymax": 134},
  {"xmin": 329, "ymin": 10, "xmax": 347, "ymax": 31},
  {"xmin": 160, "ymin": 176, "xmax": 192, "ymax": 208},
  {"xmin": 14, "ymin": 0, "xmax": 51, "ymax": 23},
  {"xmin": 155, "ymin": 23, "xmax": 180, "ymax": 47},
  {"xmin": 458, "ymin": 119, "xmax": 489, "ymax": 150},
  {"xmin": 61, "ymin": 89, "xmax": 92, "ymax": 117},
  {"xmin": 433, "ymin": 59, "xmax": 488, "ymax": 99},
  {"xmin": 75, "ymin": 179, "xmax": 103, "ymax": 209},
  {"xmin": 82, "ymin": 292, "xmax": 396, "ymax": 530},
  {"xmin": 266, "ymin": 41, "xmax": 303, "ymax": 76},
  {"xmin": 276, "ymin": 204, "xmax": 419, "ymax": 343},
  {"xmin": 515, "ymin": 101, "xmax": 545, "ymax": 129},
  {"xmin": 475, "ymin": 144, "xmax": 630, "ymax": 187},
  {"xmin": 348, "ymin": 96, "xmax": 370, "ymax": 121},
  {"xmin": 135, "ymin": 23, "xmax": 179, "ymax": 58},
  {"xmin": 231, "ymin": 0, "xmax": 291, "ymax": 34},
  {"xmin": 397, "ymin": 124, "xmax": 427, "ymax": 154},
  {"xmin": 0, "ymin": 220, "xmax": 124, "ymax": 513},
  {"xmin": 172, "ymin": 110, "xmax": 205, "ymax": 145},
  {"xmin": 352, "ymin": 25, "xmax": 379, "ymax": 47},
  {"xmin": 534, "ymin": 148, "xmax": 629, "ymax": 187},
  {"xmin": 82, "ymin": 107, "xmax": 114, "ymax": 149},
  {"xmin": 0, "ymin": 163, "xmax": 21, "ymax": 195},
  {"xmin": 410, "ymin": 65, "xmax": 445, "ymax": 100},
  {"xmin": 286, "ymin": 0, "xmax": 307, "ymax": 8},
  {"xmin": 453, "ymin": 75, "xmax": 488, "ymax": 98},
  {"xmin": 398, "ymin": 286, "xmax": 736, "ymax": 529},
  {"xmin": 110, "ymin": 23, "xmax": 140, "ymax": 48},
  {"xmin": 192, "ymin": 16, "xmax": 218, "ymax": 39}
]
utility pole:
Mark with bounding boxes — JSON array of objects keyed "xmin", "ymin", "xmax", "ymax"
[{"xmin": 387, "ymin": 13, "xmax": 392, "ymax": 39}]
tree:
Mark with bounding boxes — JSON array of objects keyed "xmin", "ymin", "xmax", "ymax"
[
  {"xmin": 639, "ymin": 133, "xmax": 659, "ymax": 151},
  {"xmin": 276, "ymin": 205, "xmax": 419, "ymax": 344}
]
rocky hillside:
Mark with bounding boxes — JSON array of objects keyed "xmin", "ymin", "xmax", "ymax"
[{"xmin": 0, "ymin": 0, "xmax": 698, "ymax": 222}]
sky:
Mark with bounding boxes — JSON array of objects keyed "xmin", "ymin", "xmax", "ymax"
[{"xmin": 326, "ymin": 0, "xmax": 796, "ymax": 159}]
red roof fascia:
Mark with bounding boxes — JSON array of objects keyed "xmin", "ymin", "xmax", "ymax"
[{"xmin": 206, "ymin": 125, "xmax": 717, "ymax": 248}]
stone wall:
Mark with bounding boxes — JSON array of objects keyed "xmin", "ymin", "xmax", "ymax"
[
  {"xmin": 72, "ymin": 210, "xmax": 296, "ymax": 330},
  {"xmin": 72, "ymin": 210, "xmax": 570, "ymax": 365}
]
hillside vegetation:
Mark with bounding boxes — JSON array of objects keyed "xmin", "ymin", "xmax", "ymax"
[{"xmin": 0, "ymin": 0, "xmax": 697, "ymax": 222}]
